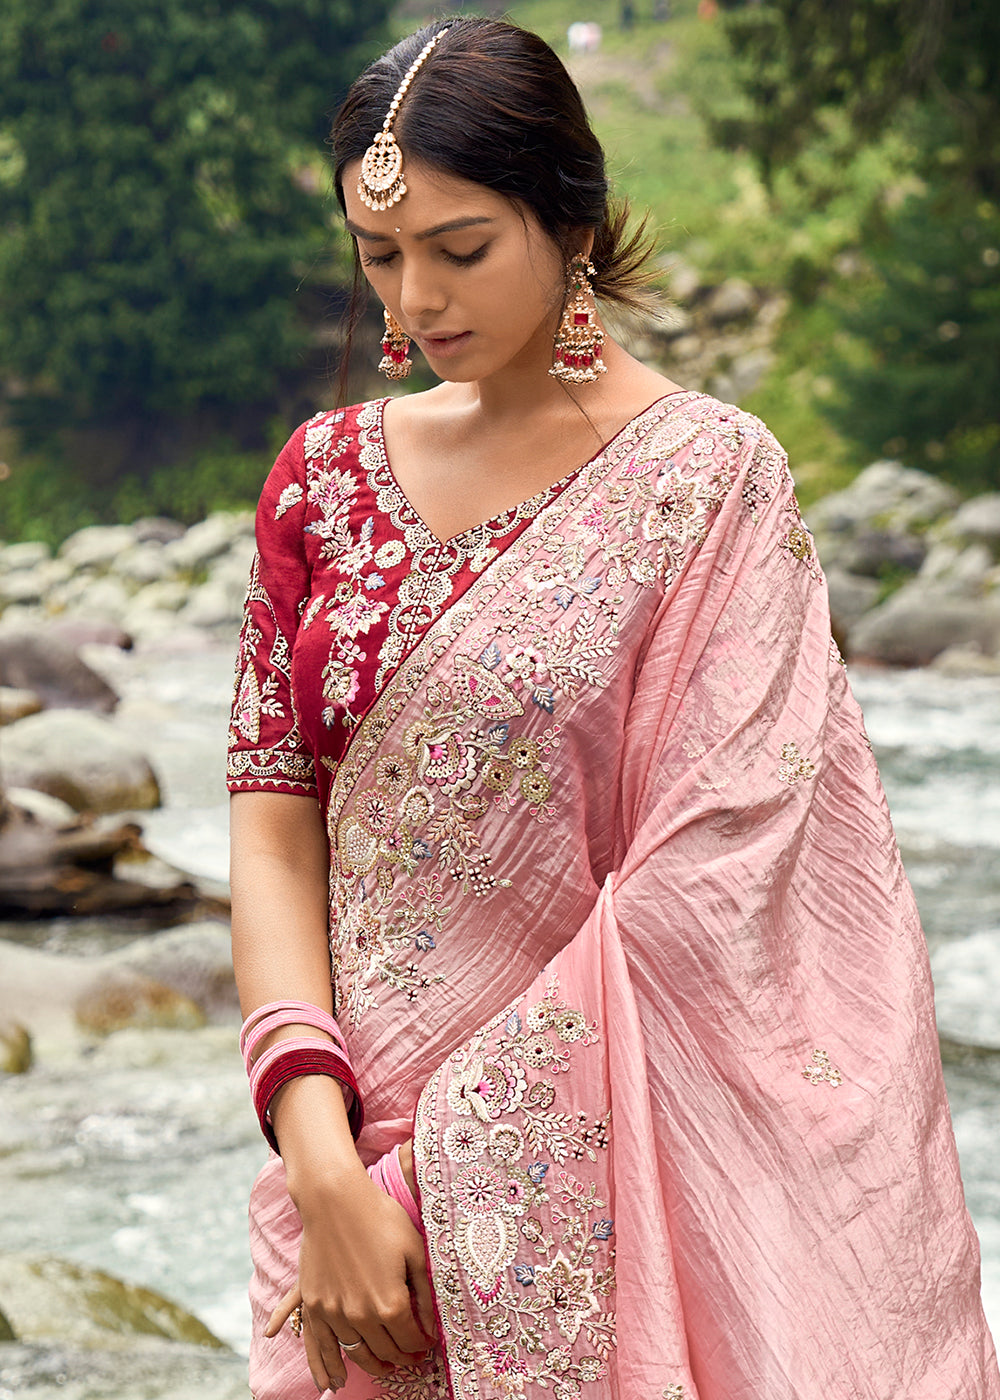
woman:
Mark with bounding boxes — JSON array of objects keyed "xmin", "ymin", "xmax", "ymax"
[{"xmin": 228, "ymin": 18, "xmax": 999, "ymax": 1400}]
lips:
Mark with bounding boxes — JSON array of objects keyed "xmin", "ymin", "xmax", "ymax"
[{"xmin": 418, "ymin": 330, "xmax": 473, "ymax": 357}]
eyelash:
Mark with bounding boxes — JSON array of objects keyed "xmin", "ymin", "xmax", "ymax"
[{"xmin": 361, "ymin": 245, "xmax": 489, "ymax": 269}]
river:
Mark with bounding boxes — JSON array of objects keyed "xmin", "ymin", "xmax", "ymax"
[{"xmin": 1, "ymin": 642, "xmax": 998, "ymax": 1363}]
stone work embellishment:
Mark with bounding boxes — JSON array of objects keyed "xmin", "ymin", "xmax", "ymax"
[
  {"xmin": 802, "ymin": 1049, "xmax": 842, "ymax": 1087},
  {"xmin": 777, "ymin": 741, "xmax": 816, "ymax": 785}
]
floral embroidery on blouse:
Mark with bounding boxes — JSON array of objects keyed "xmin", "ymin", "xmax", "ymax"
[
  {"xmin": 414, "ymin": 980, "xmax": 616, "ymax": 1400},
  {"xmin": 228, "ymin": 553, "xmax": 317, "ymax": 793},
  {"xmin": 802, "ymin": 1048, "xmax": 843, "ymax": 1087}
]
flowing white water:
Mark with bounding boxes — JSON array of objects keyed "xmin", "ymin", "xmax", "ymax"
[{"xmin": 1, "ymin": 647, "xmax": 998, "ymax": 1357}]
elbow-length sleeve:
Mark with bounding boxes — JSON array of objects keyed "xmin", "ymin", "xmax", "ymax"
[
  {"xmin": 413, "ymin": 425, "xmax": 1000, "ymax": 1399},
  {"xmin": 227, "ymin": 426, "xmax": 318, "ymax": 798}
]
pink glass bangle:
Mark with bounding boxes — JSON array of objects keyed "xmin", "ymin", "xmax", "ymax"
[{"xmin": 240, "ymin": 1000, "xmax": 348, "ymax": 1069}]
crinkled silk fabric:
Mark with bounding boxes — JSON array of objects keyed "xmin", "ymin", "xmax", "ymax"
[{"xmin": 228, "ymin": 393, "xmax": 999, "ymax": 1399}]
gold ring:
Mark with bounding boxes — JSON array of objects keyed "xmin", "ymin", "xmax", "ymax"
[
  {"xmin": 289, "ymin": 1304, "xmax": 304, "ymax": 1337},
  {"xmin": 338, "ymin": 1336, "xmax": 364, "ymax": 1351}
]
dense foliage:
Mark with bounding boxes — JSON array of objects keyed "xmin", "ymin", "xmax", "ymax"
[
  {"xmin": 0, "ymin": 0, "xmax": 392, "ymax": 429},
  {"xmin": 715, "ymin": 0, "xmax": 1000, "ymax": 488}
]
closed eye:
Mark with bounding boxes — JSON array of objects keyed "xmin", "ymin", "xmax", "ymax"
[
  {"xmin": 360, "ymin": 249, "xmax": 398, "ymax": 268},
  {"xmin": 443, "ymin": 244, "xmax": 489, "ymax": 267}
]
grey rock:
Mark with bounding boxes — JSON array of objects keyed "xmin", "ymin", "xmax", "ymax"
[
  {"xmin": 808, "ymin": 460, "xmax": 959, "ymax": 538},
  {"xmin": 58, "ymin": 525, "xmax": 138, "ymax": 571},
  {"xmin": 918, "ymin": 541, "xmax": 994, "ymax": 597},
  {"xmin": 837, "ymin": 527, "xmax": 927, "ymax": 578},
  {"xmin": 124, "ymin": 580, "xmax": 189, "ymax": 616},
  {"xmin": 0, "ymin": 1253, "xmax": 226, "ymax": 1349},
  {"xmin": 664, "ymin": 258, "xmax": 702, "ymax": 304},
  {"xmin": 946, "ymin": 493, "xmax": 1000, "ymax": 550},
  {"xmin": 824, "ymin": 566, "xmax": 880, "ymax": 638},
  {"xmin": 709, "ymin": 348, "xmax": 774, "ymax": 405},
  {"xmin": 0, "ymin": 1341, "xmax": 248, "ymax": 1400},
  {"xmin": 0, "ymin": 630, "xmax": 119, "ymax": 712},
  {"xmin": 0, "ymin": 570, "xmax": 47, "ymax": 606},
  {"xmin": 162, "ymin": 513, "xmax": 254, "ymax": 574},
  {"xmin": 178, "ymin": 579, "xmax": 246, "ymax": 629},
  {"xmin": 110, "ymin": 922, "xmax": 237, "ymax": 1019},
  {"xmin": 68, "ymin": 575, "xmax": 132, "ymax": 625},
  {"xmin": 3, "ymin": 708, "xmax": 160, "ymax": 812},
  {"xmin": 132, "ymin": 515, "xmax": 187, "ymax": 545},
  {"xmin": 705, "ymin": 278, "xmax": 757, "ymax": 324},
  {"xmin": 0, "ymin": 541, "xmax": 51, "ymax": 572},
  {"xmin": 110, "ymin": 542, "xmax": 174, "ymax": 587},
  {"xmin": 847, "ymin": 584, "xmax": 1000, "ymax": 666},
  {"xmin": 930, "ymin": 643, "xmax": 1000, "ymax": 677},
  {"xmin": 0, "ymin": 685, "xmax": 43, "ymax": 725},
  {"xmin": 47, "ymin": 619, "xmax": 132, "ymax": 652},
  {"xmin": 0, "ymin": 942, "xmax": 203, "ymax": 1042}
]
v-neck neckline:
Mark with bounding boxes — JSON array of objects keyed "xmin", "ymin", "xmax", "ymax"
[{"xmin": 373, "ymin": 391, "xmax": 692, "ymax": 551}]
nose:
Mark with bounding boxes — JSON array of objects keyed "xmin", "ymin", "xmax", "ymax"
[{"xmin": 397, "ymin": 253, "xmax": 448, "ymax": 325}]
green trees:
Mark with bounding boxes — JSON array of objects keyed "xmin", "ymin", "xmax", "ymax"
[
  {"xmin": 0, "ymin": 1, "xmax": 392, "ymax": 431},
  {"xmin": 716, "ymin": 0, "xmax": 1000, "ymax": 488}
]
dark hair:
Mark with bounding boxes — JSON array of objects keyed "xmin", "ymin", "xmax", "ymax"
[{"xmin": 330, "ymin": 18, "xmax": 658, "ymax": 387}]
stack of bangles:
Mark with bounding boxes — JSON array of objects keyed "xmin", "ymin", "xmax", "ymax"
[{"xmin": 240, "ymin": 1000, "xmax": 364, "ymax": 1151}]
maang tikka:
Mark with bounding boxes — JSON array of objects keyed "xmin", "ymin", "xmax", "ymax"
[
  {"xmin": 357, "ymin": 28, "xmax": 451, "ymax": 212},
  {"xmin": 550, "ymin": 254, "xmax": 607, "ymax": 385}
]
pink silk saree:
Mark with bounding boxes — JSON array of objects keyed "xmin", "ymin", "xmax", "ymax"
[{"xmin": 240, "ymin": 393, "xmax": 999, "ymax": 1400}]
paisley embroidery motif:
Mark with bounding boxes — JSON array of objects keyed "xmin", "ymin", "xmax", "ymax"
[{"xmin": 415, "ymin": 981, "xmax": 616, "ymax": 1400}]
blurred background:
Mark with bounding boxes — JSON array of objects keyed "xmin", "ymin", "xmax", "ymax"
[{"xmin": 1, "ymin": 2, "xmax": 998, "ymax": 1396}]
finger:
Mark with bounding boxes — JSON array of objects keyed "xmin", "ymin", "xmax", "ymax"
[
  {"xmin": 407, "ymin": 1250, "xmax": 439, "ymax": 1345},
  {"xmin": 308, "ymin": 1314, "xmax": 349, "ymax": 1390},
  {"xmin": 301, "ymin": 1312, "xmax": 333, "ymax": 1394},
  {"xmin": 363, "ymin": 1317, "xmax": 430, "ymax": 1369},
  {"xmin": 336, "ymin": 1334, "xmax": 401, "ymax": 1380},
  {"xmin": 264, "ymin": 1283, "xmax": 303, "ymax": 1338}
]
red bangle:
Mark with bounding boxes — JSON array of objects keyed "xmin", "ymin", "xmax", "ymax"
[{"xmin": 252, "ymin": 1046, "xmax": 363, "ymax": 1151}]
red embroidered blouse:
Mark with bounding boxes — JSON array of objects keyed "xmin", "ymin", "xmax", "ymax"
[{"xmin": 227, "ymin": 398, "xmax": 582, "ymax": 813}]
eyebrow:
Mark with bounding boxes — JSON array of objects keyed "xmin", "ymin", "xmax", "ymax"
[{"xmin": 344, "ymin": 216, "xmax": 496, "ymax": 243}]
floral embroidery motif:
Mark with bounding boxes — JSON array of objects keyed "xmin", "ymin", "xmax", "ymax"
[
  {"xmin": 777, "ymin": 741, "xmax": 816, "ymax": 785},
  {"xmin": 274, "ymin": 482, "xmax": 303, "ymax": 519},
  {"xmin": 227, "ymin": 554, "xmax": 317, "ymax": 793},
  {"xmin": 330, "ymin": 655, "xmax": 567, "ymax": 1025},
  {"xmin": 415, "ymin": 982, "xmax": 616, "ymax": 1400},
  {"xmin": 663, "ymin": 1387, "xmax": 686, "ymax": 1399},
  {"xmin": 802, "ymin": 1048, "xmax": 842, "ymax": 1087}
]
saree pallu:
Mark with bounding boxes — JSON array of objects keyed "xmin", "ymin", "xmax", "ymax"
[{"xmin": 242, "ymin": 395, "xmax": 999, "ymax": 1399}]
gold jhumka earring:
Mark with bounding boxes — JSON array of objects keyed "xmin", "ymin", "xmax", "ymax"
[
  {"xmin": 550, "ymin": 254, "xmax": 607, "ymax": 385},
  {"xmin": 378, "ymin": 308, "xmax": 412, "ymax": 380},
  {"xmin": 357, "ymin": 28, "xmax": 451, "ymax": 212}
]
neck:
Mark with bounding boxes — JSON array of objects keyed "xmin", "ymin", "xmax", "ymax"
[{"xmin": 446, "ymin": 326, "xmax": 636, "ymax": 443}]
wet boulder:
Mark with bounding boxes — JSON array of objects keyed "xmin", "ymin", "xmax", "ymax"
[
  {"xmin": 0, "ymin": 630, "xmax": 119, "ymax": 712},
  {"xmin": 0, "ymin": 1253, "xmax": 226, "ymax": 1349},
  {"xmin": 3, "ymin": 709, "xmax": 160, "ymax": 813},
  {"xmin": 847, "ymin": 584, "xmax": 1000, "ymax": 666}
]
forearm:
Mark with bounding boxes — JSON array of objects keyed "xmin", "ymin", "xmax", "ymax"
[{"xmin": 230, "ymin": 791, "xmax": 364, "ymax": 1200}]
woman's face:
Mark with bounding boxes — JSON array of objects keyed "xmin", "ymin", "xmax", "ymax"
[{"xmin": 342, "ymin": 158, "xmax": 568, "ymax": 384}]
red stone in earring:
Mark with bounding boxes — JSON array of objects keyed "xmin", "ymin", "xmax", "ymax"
[
  {"xmin": 550, "ymin": 254, "xmax": 606, "ymax": 385},
  {"xmin": 378, "ymin": 309, "xmax": 412, "ymax": 380}
]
